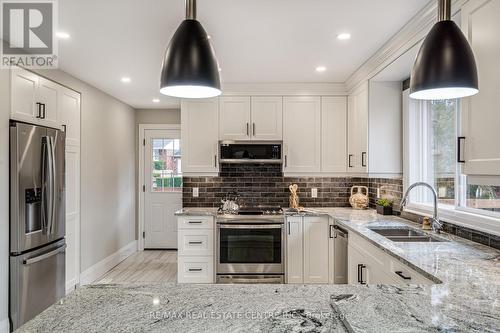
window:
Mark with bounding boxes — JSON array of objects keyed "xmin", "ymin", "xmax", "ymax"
[
  {"xmin": 404, "ymin": 90, "xmax": 500, "ymax": 226},
  {"xmin": 151, "ymin": 138, "xmax": 182, "ymax": 192},
  {"xmin": 406, "ymin": 97, "xmax": 457, "ymax": 207}
]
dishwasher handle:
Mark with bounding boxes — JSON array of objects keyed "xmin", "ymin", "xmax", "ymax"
[{"xmin": 334, "ymin": 225, "xmax": 348, "ymax": 238}]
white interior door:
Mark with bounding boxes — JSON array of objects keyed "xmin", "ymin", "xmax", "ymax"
[{"xmin": 144, "ymin": 129, "xmax": 182, "ymax": 249}]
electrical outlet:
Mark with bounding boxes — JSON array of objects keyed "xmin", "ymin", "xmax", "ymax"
[
  {"xmin": 438, "ymin": 187, "xmax": 447, "ymax": 198},
  {"xmin": 193, "ymin": 187, "xmax": 199, "ymax": 197},
  {"xmin": 311, "ymin": 188, "xmax": 318, "ymax": 198}
]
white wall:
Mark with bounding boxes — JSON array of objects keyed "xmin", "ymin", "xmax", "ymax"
[
  {"xmin": 0, "ymin": 69, "xmax": 11, "ymax": 333},
  {"xmin": 30, "ymin": 69, "xmax": 137, "ymax": 272},
  {"xmin": 135, "ymin": 108, "xmax": 180, "ymax": 237},
  {"xmin": 135, "ymin": 108, "xmax": 180, "ymax": 125}
]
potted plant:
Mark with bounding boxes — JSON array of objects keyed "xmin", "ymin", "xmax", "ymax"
[{"xmin": 376, "ymin": 198, "xmax": 393, "ymax": 215}]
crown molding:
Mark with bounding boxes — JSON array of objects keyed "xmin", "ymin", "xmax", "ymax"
[
  {"xmin": 221, "ymin": 82, "xmax": 347, "ymax": 96},
  {"xmin": 345, "ymin": 0, "xmax": 468, "ymax": 93}
]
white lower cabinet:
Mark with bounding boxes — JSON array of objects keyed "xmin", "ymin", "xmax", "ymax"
[
  {"xmin": 177, "ymin": 216, "xmax": 215, "ymax": 283},
  {"xmin": 286, "ymin": 216, "xmax": 330, "ymax": 284},
  {"xmin": 178, "ymin": 256, "xmax": 214, "ymax": 284},
  {"xmin": 286, "ymin": 217, "xmax": 304, "ymax": 283},
  {"xmin": 348, "ymin": 232, "xmax": 434, "ymax": 285}
]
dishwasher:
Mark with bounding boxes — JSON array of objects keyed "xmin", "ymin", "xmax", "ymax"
[{"xmin": 333, "ymin": 225, "xmax": 348, "ymax": 284}]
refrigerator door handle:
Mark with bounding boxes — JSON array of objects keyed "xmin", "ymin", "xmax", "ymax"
[
  {"xmin": 23, "ymin": 244, "xmax": 66, "ymax": 265},
  {"xmin": 49, "ymin": 137, "xmax": 56, "ymax": 234},
  {"xmin": 41, "ymin": 137, "xmax": 49, "ymax": 232}
]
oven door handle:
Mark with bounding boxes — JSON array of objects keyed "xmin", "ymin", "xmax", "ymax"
[{"xmin": 218, "ymin": 224, "xmax": 283, "ymax": 229}]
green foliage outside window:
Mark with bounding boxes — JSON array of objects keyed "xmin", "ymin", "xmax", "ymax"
[{"xmin": 153, "ymin": 161, "xmax": 165, "ymax": 170}]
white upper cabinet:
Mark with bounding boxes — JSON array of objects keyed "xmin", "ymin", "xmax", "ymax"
[
  {"xmin": 250, "ymin": 97, "xmax": 283, "ymax": 141},
  {"xmin": 367, "ymin": 81, "xmax": 402, "ymax": 175},
  {"xmin": 11, "ymin": 67, "xmax": 39, "ymax": 123},
  {"xmin": 219, "ymin": 96, "xmax": 251, "ymax": 140},
  {"xmin": 57, "ymin": 88, "xmax": 81, "ymax": 147},
  {"xmin": 10, "ymin": 67, "xmax": 77, "ymax": 130},
  {"xmin": 347, "ymin": 83, "xmax": 368, "ymax": 174},
  {"xmin": 283, "ymin": 96, "xmax": 321, "ymax": 173},
  {"xmin": 347, "ymin": 81, "xmax": 402, "ymax": 176},
  {"xmin": 461, "ymin": 0, "xmax": 500, "ymax": 176},
  {"xmin": 182, "ymin": 98, "xmax": 219, "ymax": 174},
  {"xmin": 321, "ymin": 97, "xmax": 347, "ymax": 173},
  {"xmin": 219, "ymin": 96, "xmax": 283, "ymax": 141},
  {"xmin": 37, "ymin": 77, "xmax": 59, "ymax": 128}
]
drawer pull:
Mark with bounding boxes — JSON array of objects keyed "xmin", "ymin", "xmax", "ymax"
[
  {"xmin": 357, "ymin": 264, "xmax": 366, "ymax": 285},
  {"xmin": 188, "ymin": 241, "xmax": 203, "ymax": 245},
  {"xmin": 188, "ymin": 221, "xmax": 203, "ymax": 224},
  {"xmin": 395, "ymin": 271, "xmax": 411, "ymax": 280},
  {"xmin": 188, "ymin": 268, "xmax": 203, "ymax": 272}
]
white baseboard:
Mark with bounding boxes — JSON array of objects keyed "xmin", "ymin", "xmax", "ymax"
[
  {"xmin": 66, "ymin": 278, "xmax": 79, "ymax": 294},
  {"xmin": 0, "ymin": 317, "xmax": 10, "ymax": 333},
  {"xmin": 79, "ymin": 240, "xmax": 137, "ymax": 285}
]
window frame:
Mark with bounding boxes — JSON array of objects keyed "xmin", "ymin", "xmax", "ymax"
[{"xmin": 403, "ymin": 90, "xmax": 500, "ymax": 236}]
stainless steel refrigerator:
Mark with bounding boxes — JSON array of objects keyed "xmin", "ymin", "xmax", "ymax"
[{"xmin": 9, "ymin": 121, "xmax": 66, "ymax": 330}]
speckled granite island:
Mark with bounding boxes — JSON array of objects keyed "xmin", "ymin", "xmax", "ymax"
[{"xmin": 18, "ymin": 208, "xmax": 500, "ymax": 333}]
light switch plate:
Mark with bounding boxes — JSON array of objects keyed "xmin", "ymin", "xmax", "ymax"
[
  {"xmin": 193, "ymin": 187, "xmax": 199, "ymax": 197},
  {"xmin": 311, "ymin": 188, "xmax": 318, "ymax": 198}
]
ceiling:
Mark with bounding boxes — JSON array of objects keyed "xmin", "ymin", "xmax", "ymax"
[{"xmin": 57, "ymin": 0, "xmax": 430, "ymax": 109}]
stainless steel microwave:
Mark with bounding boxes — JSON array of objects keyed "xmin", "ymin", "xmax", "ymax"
[{"xmin": 219, "ymin": 141, "xmax": 282, "ymax": 164}]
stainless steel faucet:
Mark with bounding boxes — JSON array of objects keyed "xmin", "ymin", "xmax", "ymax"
[{"xmin": 400, "ymin": 182, "xmax": 442, "ymax": 233}]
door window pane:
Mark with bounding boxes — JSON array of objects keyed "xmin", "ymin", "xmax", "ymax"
[{"xmin": 151, "ymin": 138, "xmax": 182, "ymax": 192}]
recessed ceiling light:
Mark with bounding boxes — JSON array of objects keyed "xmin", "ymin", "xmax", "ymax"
[
  {"xmin": 121, "ymin": 77, "xmax": 131, "ymax": 83},
  {"xmin": 56, "ymin": 31, "xmax": 70, "ymax": 39},
  {"xmin": 315, "ymin": 66, "xmax": 327, "ymax": 72},
  {"xmin": 152, "ymin": 98, "xmax": 160, "ymax": 103},
  {"xmin": 218, "ymin": 67, "xmax": 222, "ymax": 72},
  {"xmin": 337, "ymin": 33, "xmax": 351, "ymax": 40}
]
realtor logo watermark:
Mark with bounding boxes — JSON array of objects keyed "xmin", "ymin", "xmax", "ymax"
[{"xmin": 1, "ymin": 0, "xmax": 58, "ymax": 68}]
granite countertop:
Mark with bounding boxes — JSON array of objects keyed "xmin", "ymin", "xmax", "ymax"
[{"xmin": 19, "ymin": 208, "xmax": 500, "ymax": 332}]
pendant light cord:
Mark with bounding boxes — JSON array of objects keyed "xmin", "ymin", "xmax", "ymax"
[
  {"xmin": 438, "ymin": 0, "xmax": 451, "ymax": 21},
  {"xmin": 186, "ymin": 0, "xmax": 196, "ymax": 20}
]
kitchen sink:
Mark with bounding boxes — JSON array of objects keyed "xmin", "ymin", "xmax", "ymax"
[{"xmin": 368, "ymin": 227, "xmax": 445, "ymax": 243}]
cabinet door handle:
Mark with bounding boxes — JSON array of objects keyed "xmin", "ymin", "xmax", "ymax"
[
  {"xmin": 361, "ymin": 152, "xmax": 366, "ymax": 167},
  {"xmin": 214, "ymin": 155, "xmax": 217, "ymax": 168},
  {"xmin": 284, "ymin": 155, "xmax": 287, "ymax": 168},
  {"xmin": 36, "ymin": 102, "xmax": 42, "ymax": 118},
  {"xmin": 329, "ymin": 225, "xmax": 334, "ymax": 238},
  {"xmin": 41, "ymin": 103, "xmax": 46, "ymax": 119},
  {"xmin": 188, "ymin": 221, "xmax": 203, "ymax": 224},
  {"xmin": 457, "ymin": 137, "xmax": 466, "ymax": 163},
  {"xmin": 246, "ymin": 123, "xmax": 249, "ymax": 136},
  {"xmin": 395, "ymin": 271, "xmax": 411, "ymax": 280},
  {"xmin": 188, "ymin": 241, "xmax": 203, "ymax": 245},
  {"xmin": 252, "ymin": 123, "xmax": 256, "ymax": 136},
  {"xmin": 288, "ymin": 221, "xmax": 290, "ymax": 235},
  {"xmin": 348, "ymin": 154, "xmax": 353, "ymax": 168},
  {"xmin": 357, "ymin": 264, "xmax": 366, "ymax": 284}
]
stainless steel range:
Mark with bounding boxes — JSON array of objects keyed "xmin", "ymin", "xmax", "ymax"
[{"xmin": 216, "ymin": 206, "xmax": 285, "ymax": 284}]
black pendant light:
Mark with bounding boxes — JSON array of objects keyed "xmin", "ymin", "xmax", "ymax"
[
  {"xmin": 160, "ymin": 0, "xmax": 221, "ymax": 98},
  {"xmin": 410, "ymin": 0, "xmax": 478, "ymax": 100}
]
